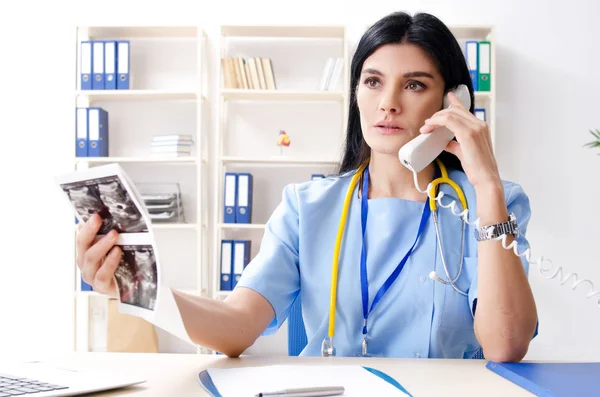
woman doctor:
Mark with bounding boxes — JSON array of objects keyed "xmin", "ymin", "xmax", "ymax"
[{"xmin": 76, "ymin": 11, "xmax": 538, "ymax": 362}]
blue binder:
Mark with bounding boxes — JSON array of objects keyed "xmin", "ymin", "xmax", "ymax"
[
  {"xmin": 80, "ymin": 41, "xmax": 92, "ymax": 90},
  {"xmin": 92, "ymin": 41, "xmax": 105, "ymax": 90},
  {"xmin": 486, "ymin": 361, "xmax": 600, "ymax": 397},
  {"xmin": 474, "ymin": 108, "xmax": 486, "ymax": 122},
  {"xmin": 220, "ymin": 240, "xmax": 233, "ymax": 291},
  {"xmin": 87, "ymin": 107, "xmax": 109, "ymax": 157},
  {"xmin": 236, "ymin": 173, "xmax": 253, "ymax": 224},
  {"xmin": 81, "ymin": 277, "xmax": 93, "ymax": 291},
  {"xmin": 104, "ymin": 41, "xmax": 117, "ymax": 90},
  {"xmin": 117, "ymin": 40, "xmax": 130, "ymax": 90},
  {"xmin": 223, "ymin": 173, "xmax": 237, "ymax": 223},
  {"xmin": 465, "ymin": 40, "xmax": 479, "ymax": 91},
  {"xmin": 76, "ymin": 107, "xmax": 88, "ymax": 157},
  {"xmin": 232, "ymin": 240, "xmax": 251, "ymax": 289}
]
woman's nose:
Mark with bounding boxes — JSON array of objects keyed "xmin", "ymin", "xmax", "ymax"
[{"xmin": 379, "ymin": 89, "xmax": 402, "ymax": 114}]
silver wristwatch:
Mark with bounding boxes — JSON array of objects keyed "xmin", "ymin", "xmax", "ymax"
[{"xmin": 474, "ymin": 212, "xmax": 519, "ymax": 241}]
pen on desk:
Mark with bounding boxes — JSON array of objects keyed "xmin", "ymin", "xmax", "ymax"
[{"xmin": 255, "ymin": 385, "xmax": 345, "ymax": 397}]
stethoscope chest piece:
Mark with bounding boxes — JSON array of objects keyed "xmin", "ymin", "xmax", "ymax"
[{"xmin": 321, "ymin": 337, "xmax": 335, "ymax": 357}]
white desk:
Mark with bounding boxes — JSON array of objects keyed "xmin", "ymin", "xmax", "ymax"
[{"xmin": 40, "ymin": 353, "xmax": 534, "ymax": 396}]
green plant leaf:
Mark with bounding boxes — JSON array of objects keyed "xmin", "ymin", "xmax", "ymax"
[{"xmin": 584, "ymin": 129, "xmax": 600, "ymax": 149}]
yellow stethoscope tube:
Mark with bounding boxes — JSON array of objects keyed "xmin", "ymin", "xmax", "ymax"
[
  {"xmin": 327, "ymin": 162, "xmax": 368, "ymax": 340},
  {"xmin": 324, "ymin": 159, "xmax": 467, "ymax": 357}
]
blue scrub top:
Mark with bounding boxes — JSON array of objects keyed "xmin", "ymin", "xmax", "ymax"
[{"xmin": 235, "ymin": 167, "xmax": 533, "ymax": 358}]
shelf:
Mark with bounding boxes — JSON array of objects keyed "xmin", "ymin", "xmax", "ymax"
[
  {"xmin": 84, "ymin": 26, "xmax": 200, "ymax": 39},
  {"xmin": 75, "ymin": 157, "xmax": 197, "ymax": 165},
  {"xmin": 176, "ymin": 288, "xmax": 202, "ymax": 296},
  {"xmin": 152, "ymin": 223, "xmax": 199, "ymax": 230},
  {"xmin": 474, "ymin": 91, "xmax": 493, "ymax": 99},
  {"xmin": 448, "ymin": 25, "xmax": 494, "ymax": 40},
  {"xmin": 221, "ymin": 89, "xmax": 344, "ymax": 102},
  {"xmin": 74, "ymin": 291, "xmax": 105, "ymax": 298},
  {"xmin": 76, "ymin": 90, "xmax": 202, "ymax": 102},
  {"xmin": 219, "ymin": 223, "xmax": 266, "ymax": 230},
  {"xmin": 221, "ymin": 25, "xmax": 345, "ymax": 39},
  {"xmin": 220, "ymin": 156, "xmax": 339, "ymax": 166}
]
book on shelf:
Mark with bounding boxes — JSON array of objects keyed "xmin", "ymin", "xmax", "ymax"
[
  {"xmin": 318, "ymin": 57, "xmax": 343, "ymax": 91},
  {"xmin": 222, "ymin": 57, "xmax": 276, "ymax": 90},
  {"xmin": 150, "ymin": 134, "xmax": 194, "ymax": 157}
]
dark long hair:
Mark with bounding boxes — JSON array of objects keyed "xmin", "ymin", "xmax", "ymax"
[{"xmin": 339, "ymin": 12, "xmax": 475, "ymax": 174}]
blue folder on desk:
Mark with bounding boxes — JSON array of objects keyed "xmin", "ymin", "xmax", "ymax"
[
  {"xmin": 486, "ymin": 361, "xmax": 600, "ymax": 397},
  {"xmin": 198, "ymin": 366, "xmax": 413, "ymax": 397}
]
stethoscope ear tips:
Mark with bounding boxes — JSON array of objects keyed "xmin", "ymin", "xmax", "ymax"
[{"xmin": 429, "ymin": 271, "xmax": 440, "ymax": 281}]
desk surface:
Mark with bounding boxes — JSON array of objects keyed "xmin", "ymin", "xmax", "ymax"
[{"xmin": 40, "ymin": 353, "xmax": 534, "ymax": 396}]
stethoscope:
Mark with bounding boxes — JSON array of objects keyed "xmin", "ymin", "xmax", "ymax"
[{"xmin": 322, "ymin": 159, "xmax": 468, "ymax": 357}]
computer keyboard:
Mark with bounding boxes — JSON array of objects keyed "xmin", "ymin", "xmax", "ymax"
[{"xmin": 0, "ymin": 374, "xmax": 68, "ymax": 395}]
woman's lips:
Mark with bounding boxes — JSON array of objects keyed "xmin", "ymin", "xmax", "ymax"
[{"xmin": 375, "ymin": 126, "xmax": 405, "ymax": 135}]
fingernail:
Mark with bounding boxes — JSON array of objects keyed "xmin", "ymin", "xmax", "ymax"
[{"xmin": 111, "ymin": 248, "xmax": 121, "ymax": 258}]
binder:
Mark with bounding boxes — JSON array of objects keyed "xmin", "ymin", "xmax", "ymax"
[
  {"xmin": 232, "ymin": 240, "xmax": 251, "ymax": 289},
  {"xmin": 465, "ymin": 40, "xmax": 479, "ymax": 91},
  {"xmin": 236, "ymin": 173, "xmax": 253, "ymax": 224},
  {"xmin": 223, "ymin": 173, "xmax": 237, "ymax": 223},
  {"xmin": 80, "ymin": 41, "xmax": 93, "ymax": 90},
  {"xmin": 220, "ymin": 240, "xmax": 233, "ymax": 291},
  {"xmin": 87, "ymin": 107, "xmax": 109, "ymax": 157},
  {"xmin": 478, "ymin": 41, "xmax": 491, "ymax": 91},
  {"xmin": 81, "ymin": 277, "xmax": 93, "ymax": 291},
  {"xmin": 486, "ymin": 361, "xmax": 600, "ymax": 397},
  {"xmin": 474, "ymin": 108, "xmax": 486, "ymax": 121},
  {"xmin": 117, "ymin": 40, "xmax": 130, "ymax": 90},
  {"xmin": 104, "ymin": 41, "xmax": 117, "ymax": 90},
  {"xmin": 76, "ymin": 107, "xmax": 88, "ymax": 157},
  {"xmin": 92, "ymin": 41, "xmax": 105, "ymax": 90}
]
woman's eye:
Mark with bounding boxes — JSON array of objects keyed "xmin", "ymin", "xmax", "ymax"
[
  {"xmin": 364, "ymin": 77, "xmax": 380, "ymax": 88},
  {"xmin": 407, "ymin": 81, "xmax": 425, "ymax": 91}
]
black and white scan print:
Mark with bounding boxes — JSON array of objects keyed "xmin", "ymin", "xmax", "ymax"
[
  {"xmin": 114, "ymin": 245, "xmax": 158, "ymax": 311},
  {"xmin": 60, "ymin": 175, "xmax": 148, "ymax": 234}
]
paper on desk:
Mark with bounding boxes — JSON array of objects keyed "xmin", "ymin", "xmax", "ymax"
[
  {"xmin": 203, "ymin": 365, "xmax": 409, "ymax": 396},
  {"xmin": 55, "ymin": 163, "xmax": 195, "ymax": 346}
]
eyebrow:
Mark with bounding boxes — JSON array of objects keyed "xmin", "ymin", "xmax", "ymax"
[{"xmin": 361, "ymin": 68, "xmax": 435, "ymax": 79}]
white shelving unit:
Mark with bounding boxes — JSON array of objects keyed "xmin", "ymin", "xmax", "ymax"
[
  {"xmin": 72, "ymin": 25, "xmax": 209, "ymax": 354},
  {"xmin": 210, "ymin": 25, "xmax": 349, "ymax": 354},
  {"xmin": 448, "ymin": 25, "xmax": 497, "ymax": 148}
]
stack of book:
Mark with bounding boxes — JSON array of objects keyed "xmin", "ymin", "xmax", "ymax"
[
  {"xmin": 222, "ymin": 57, "xmax": 276, "ymax": 90},
  {"xmin": 150, "ymin": 134, "xmax": 194, "ymax": 157}
]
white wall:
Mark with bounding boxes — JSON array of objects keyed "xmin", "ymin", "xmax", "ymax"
[{"xmin": 1, "ymin": 0, "xmax": 599, "ymax": 360}]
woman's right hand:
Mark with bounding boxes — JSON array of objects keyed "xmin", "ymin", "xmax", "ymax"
[{"xmin": 76, "ymin": 213, "xmax": 121, "ymax": 298}]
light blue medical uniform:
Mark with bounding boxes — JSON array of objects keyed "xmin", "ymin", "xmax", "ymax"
[{"xmin": 235, "ymin": 167, "xmax": 533, "ymax": 358}]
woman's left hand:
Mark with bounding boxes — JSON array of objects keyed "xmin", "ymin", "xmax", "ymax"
[{"xmin": 419, "ymin": 91, "xmax": 501, "ymax": 191}]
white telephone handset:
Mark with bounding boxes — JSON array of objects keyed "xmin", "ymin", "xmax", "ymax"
[{"xmin": 398, "ymin": 84, "xmax": 471, "ymax": 173}]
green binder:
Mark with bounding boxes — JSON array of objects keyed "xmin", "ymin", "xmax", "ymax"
[{"xmin": 478, "ymin": 41, "xmax": 491, "ymax": 91}]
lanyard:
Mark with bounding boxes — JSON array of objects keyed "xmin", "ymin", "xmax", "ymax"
[{"xmin": 359, "ymin": 165, "xmax": 431, "ymax": 355}]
